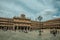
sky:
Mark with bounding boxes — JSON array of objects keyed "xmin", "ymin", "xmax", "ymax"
[{"xmin": 0, "ymin": 0, "xmax": 60, "ymax": 21}]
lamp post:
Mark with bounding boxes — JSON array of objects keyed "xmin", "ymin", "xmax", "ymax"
[{"xmin": 37, "ymin": 16, "xmax": 43, "ymax": 35}]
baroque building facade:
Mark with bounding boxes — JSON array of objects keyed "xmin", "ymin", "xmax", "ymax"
[
  {"xmin": 0, "ymin": 14, "xmax": 32, "ymax": 31},
  {"xmin": 0, "ymin": 14, "xmax": 60, "ymax": 31},
  {"xmin": 43, "ymin": 18, "xmax": 60, "ymax": 29}
]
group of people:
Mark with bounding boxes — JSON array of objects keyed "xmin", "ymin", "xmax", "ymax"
[
  {"xmin": 50, "ymin": 29, "xmax": 59, "ymax": 36},
  {"xmin": 39, "ymin": 29, "xmax": 60, "ymax": 36}
]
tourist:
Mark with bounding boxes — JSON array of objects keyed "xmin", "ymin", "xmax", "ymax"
[
  {"xmin": 39, "ymin": 29, "xmax": 43, "ymax": 36},
  {"xmin": 50, "ymin": 29, "xmax": 57, "ymax": 36}
]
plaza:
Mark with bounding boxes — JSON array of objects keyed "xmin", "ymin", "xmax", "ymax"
[{"xmin": 0, "ymin": 29, "xmax": 60, "ymax": 40}]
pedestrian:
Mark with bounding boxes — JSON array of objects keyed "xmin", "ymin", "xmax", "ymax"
[
  {"xmin": 39, "ymin": 29, "xmax": 43, "ymax": 36},
  {"xmin": 51, "ymin": 29, "xmax": 57, "ymax": 36}
]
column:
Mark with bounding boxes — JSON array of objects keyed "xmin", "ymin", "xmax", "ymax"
[
  {"xmin": 13, "ymin": 26, "xmax": 15, "ymax": 30},
  {"xmin": 17, "ymin": 26, "xmax": 18, "ymax": 30},
  {"xmin": 4, "ymin": 26, "xmax": 6, "ymax": 30},
  {"xmin": 27, "ymin": 26, "xmax": 28, "ymax": 31},
  {"xmin": 6, "ymin": 27, "xmax": 8, "ymax": 30}
]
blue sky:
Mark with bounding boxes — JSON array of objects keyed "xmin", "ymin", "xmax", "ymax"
[{"xmin": 0, "ymin": 0, "xmax": 60, "ymax": 21}]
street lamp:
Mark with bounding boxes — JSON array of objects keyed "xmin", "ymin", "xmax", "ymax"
[
  {"xmin": 37, "ymin": 16, "xmax": 43, "ymax": 35},
  {"xmin": 38, "ymin": 16, "xmax": 42, "ymax": 21},
  {"xmin": 38, "ymin": 16, "xmax": 43, "ymax": 28}
]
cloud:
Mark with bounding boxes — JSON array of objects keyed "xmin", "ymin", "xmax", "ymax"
[{"xmin": 0, "ymin": 0, "xmax": 60, "ymax": 21}]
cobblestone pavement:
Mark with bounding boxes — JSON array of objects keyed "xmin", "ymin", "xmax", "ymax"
[{"xmin": 0, "ymin": 29, "xmax": 60, "ymax": 40}]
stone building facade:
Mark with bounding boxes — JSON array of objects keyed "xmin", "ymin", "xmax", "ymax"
[
  {"xmin": 0, "ymin": 14, "xmax": 60, "ymax": 31},
  {"xmin": 0, "ymin": 14, "xmax": 32, "ymax": 31},
  {"xmin": 43, "ymin": 18, "xmax": 60, "ymax": 29}
]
